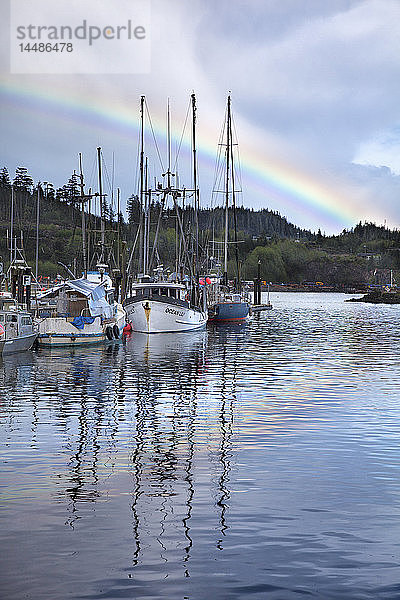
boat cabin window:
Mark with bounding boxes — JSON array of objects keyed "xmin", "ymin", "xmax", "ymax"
[
  {"xmin": 21, "ymin": 316, "xmax": 32, "ymax": 325},
  {"xmin": 6, "ymin": 314, "xmax": 17, "ymax": 323},
  {"xmin": 0, "ymin": 314, "xmax": 4, "ymax": 322},
  {"xmin": 132, "ymin": 286, "xmax": 181, "ymax": 299}
]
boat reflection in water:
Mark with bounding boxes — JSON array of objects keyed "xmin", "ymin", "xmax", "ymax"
[
  {"xmin": 0, "ymin": 350, "xmax": 37, "ymax": 387},
  {"xmin": 123, "ymin": 328, "xmax": 207, "ymax": 365},
  {"xmin": 4, "ymin": 294, "xmax": 400, "ymax": 599},
  {"xmin": 119, "ymin": 324, "xmax": 247, "ymax": 573},
  {"xmin": 18, "ymin": 326, "xmax": 243, "ymax": 585}
]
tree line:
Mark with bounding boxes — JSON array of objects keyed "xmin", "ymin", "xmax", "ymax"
[{"xmin": 1, "ymin": 165, "xmax": 400, "ymax": 286}]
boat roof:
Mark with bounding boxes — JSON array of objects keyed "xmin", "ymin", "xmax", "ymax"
[
  {"xmin": 132, "ymin": 282, "xmax": 186, "ymax": 289},
  {"xmin": 37, "ymin": 278, "xmax": 106, "ymax": 299}
]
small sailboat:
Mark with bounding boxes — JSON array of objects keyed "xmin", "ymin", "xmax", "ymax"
[
  {"xmin": 208, "ymin": 95, "xmax": 250, "ymax": 323},
  {"xmin": 123, "ymin": 95, "xmax": 208, "ymax": 333}
]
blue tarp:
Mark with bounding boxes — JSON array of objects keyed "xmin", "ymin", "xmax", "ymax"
[{"xmin": 72, "ymin": 316, "xmax": 96, "ymax": 330}]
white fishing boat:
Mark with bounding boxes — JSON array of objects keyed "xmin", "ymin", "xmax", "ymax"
[
  {"xmin": 0, "ymin": 292, "xmax": 37, "ymax": 355},
  {"xmin": 124, "ymin": 280, "xmax": 207, "ymax": 333},
  {"xmin": 123, "ymin": 94, "xmax": 208, "ymax": 333},
  {"xmin": 35, "ymin": 277, "xmax": 123, "ymax": 346}
]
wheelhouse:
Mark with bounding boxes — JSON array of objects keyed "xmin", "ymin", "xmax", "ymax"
[{"xmin": 127, "ymin": 283, "xmax": 188, "ymax": 302}]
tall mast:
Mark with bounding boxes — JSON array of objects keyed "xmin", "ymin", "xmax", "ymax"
[
  {"xmin": 143, "ymin": 156, "xmax": 149, "ymax": 275},
  {"xmin": 167, "ymin": 99, "xmax": 172, "ymax": 189},
  {"xmin": 117, "ymin": 187, "xmax": 121, "ymax": 270},
  {"xmin": 191, "ymin": 93, "xmax": 199, "ymax": 280},
  {"xmin": 223, "ymin": 95, "xmax": 232, "ymax": 285},
  {"xmin": 97, "ymin": 146, "xmax": 105, "ymax": 263},
  {"xmin": 10, "ymin": 184, "xmax": 14, "ymax": 267},
  {"xmin": 35, "ymin": 184, "xmax": 40, "ymax": 281},
  {"xmin": 139, "ymin": 95, "xmax": 145, "ymax": 275},
  {"xmin": 79, "ymin": 152, "xmax": 87, "ymax": 278}
]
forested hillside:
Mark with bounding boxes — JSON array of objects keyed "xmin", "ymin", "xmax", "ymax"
[{"xmin": 1, "ymin": 165, "xmax": 400, "ymax": 286}]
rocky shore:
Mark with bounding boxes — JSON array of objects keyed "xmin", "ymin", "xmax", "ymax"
[{"xmin": 346, "ymin": 291, "xmax": 400, "ymax": 304}]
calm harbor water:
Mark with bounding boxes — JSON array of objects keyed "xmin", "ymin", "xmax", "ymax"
[{"xmin": 2, "ymin": 292, "xmax": 400, "ymax": 599}]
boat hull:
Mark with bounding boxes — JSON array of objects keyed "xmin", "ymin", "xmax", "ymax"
[
  {"xmin": 36, "ymin": 316, "xmax": 111, "ymax": 347},
  {"xmin": 1, "ymin": 332, "xmax": 38, "ymax": 355},
  {"xmin": 208, "ymin": 301, "xmax": 250, "ymax": 322},
  {"xmin": 37, "ymin": 332, "xmax": 106, "ymax": 347},
  {"xmin": 124, "ymin": 298, "xmax": 207, "ymax": 333}
]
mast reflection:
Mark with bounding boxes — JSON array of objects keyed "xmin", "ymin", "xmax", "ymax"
[
  {"xmin": 124, "ymin": 331, "xmax": 206, "ymax": 576},
  {"xmin": 1, "ymin": 324, "xmax": 245, "ymax": 577}
]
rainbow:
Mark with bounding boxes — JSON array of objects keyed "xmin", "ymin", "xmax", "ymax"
[{"xmin": 0, "ymin": 80, "xmax": 374, "ymax": 231}]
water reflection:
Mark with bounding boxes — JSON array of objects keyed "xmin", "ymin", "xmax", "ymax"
[
  {"xmin": 3, "ymin": 295, "xmax": 400, "ymax": 599},
  {"xmin": 0, "ymin": 350, "xmax": 37, "ymax": 387},
  {"xmin": 123, "ymin": 330, "xmax": 209, "ymax": 574}
]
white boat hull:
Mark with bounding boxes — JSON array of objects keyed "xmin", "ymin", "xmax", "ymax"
[
  {"xmin": 124, "ymin": 299, "xmax": 207, "ymax": 333},
  {"xmin": 37, "ymin": 316, "xmax": 106, "ymax": 347},
  {"xmin": 0, "ymin": 332, "xmax": 37, "ymax": 355}
]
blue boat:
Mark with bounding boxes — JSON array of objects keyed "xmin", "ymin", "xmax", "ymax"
[{"xmin": 208, "ymin": 293, "xmax": 249, "ymax": 322}]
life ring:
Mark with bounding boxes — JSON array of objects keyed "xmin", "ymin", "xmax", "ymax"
[
  {"xmin": 113, "ymin": 324, "xmax": 120, "ymax": 339},
  {"xmin": 0, "ymin": 323, "xmax": 4, "ymax": 336},
  {"xmin": 105, "ymin": 327, "xmax": 114, "ymax": 340}
]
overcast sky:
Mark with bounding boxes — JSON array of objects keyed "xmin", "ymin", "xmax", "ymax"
[{"xmin": 1, "ymin": 0, "xmax": 400, "ymax": 233}]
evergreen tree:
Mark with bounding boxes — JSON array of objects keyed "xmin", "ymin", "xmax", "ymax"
[
  {"xmin": 13, "ymin": 166, "xmax": 34, "ymax": 192},
  {"xmin": 127, "ymin": 194, "xmax": 140, "ymax": 224},
  {"xmin": 0, "ymin": 167, "xmax": 11, "ymax": 188},
  {"xmin": 42, "ymin": 181, "xmax": 55, "ymax": 200},
  {"xmin": 58, "ymin": 171, "xmax": 80, "ymax": 205}
]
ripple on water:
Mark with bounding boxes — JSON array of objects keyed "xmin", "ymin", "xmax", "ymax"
[{"xmin": 1, "ymin": 294, "xmax": 400, "ymax": 599}]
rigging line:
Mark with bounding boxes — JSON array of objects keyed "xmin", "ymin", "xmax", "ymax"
[
  {"xmin": 88, "ymin": 155, "xmax": 98, "ymax": 215},
  {"xmin": 148, "ymin": 193, "xmax": 167, "ymax": 272},
  {"xmin": 126, "ymin": 221, "xmax": 141, "ymax": 276},
  {"xmin": 111, "ymin": 151, "xmax": 115, "ymax": 210},
  {"xmin": 211, "ymin": 109, "xmax": 228, "ymax": 205},
  {"xmin": 102, "ymin": 154, "xmax": 114, "ymax": 215},
  {"xmin": 231, "ymin": 113, "xmax": 244, "ymax": 202},
  {"xmin": 173, "ymin": 98, "xmax": 191, "ymax": 173},
  {"xmin": 230, "ymin": 118, "xmax": 241, "ymax": 288},
  {"xmin": 133, "ymin": 120, "xmax": 141, "ymax": 199},
  {"xmin": 144, "ymin": 98, "xmax": 165, "ymax": 173}
]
